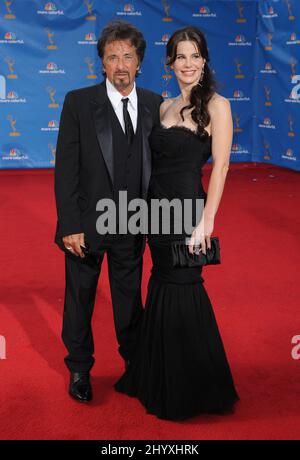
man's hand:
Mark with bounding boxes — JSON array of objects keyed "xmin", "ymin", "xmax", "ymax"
[{"xmin": 62, "ymin": 233, "xmax": 85, "ymax": 258}]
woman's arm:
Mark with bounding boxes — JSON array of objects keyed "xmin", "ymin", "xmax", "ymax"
[
  {"xmin": 204, "ymin": 95, "xmax": 232, "ymax": 220},
  {"xmin": 188, "ymin": 95, "xmax": 233, "ymax": 254}
]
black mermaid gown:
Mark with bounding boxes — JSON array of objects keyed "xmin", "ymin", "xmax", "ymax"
[{"xmin": 114, "ymin": 124, "xmax": 239, "ymax": 420}]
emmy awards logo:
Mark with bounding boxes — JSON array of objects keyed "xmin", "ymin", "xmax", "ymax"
[
  {"xmin": 162, "ymin": 0, "xmax": 172, "ymax": 22},
  {"xmin": 264, "ymin": 86, "xmax": 272, "ymax": 106},
  {"xmin": 0, "ymin": 335, "xmax": 6, "ymax": 360},
  {"xmin": 84, "ymin": 0, "xmax": 96, "ymax": 20},
  {"xmin": 7, "ymin": 114, "xmax": 20, "ymax": 136},
  {"xmin": 47, "ymin": 86, "xmax": 59, "ymax": 108},
  {"xmin": 290, "ymin": 57, "xmax": 297, "ymax": 81},
  {"xmin": 288, "ymin": 114, "xmax": 295, "ymax": 137},
  {"xmin": 233, "ymin": 113, "xmax": 242, "ymax": 133},
  {"xmin": 5, "ymin": 57, "xmax": 17, "ymax": 79},
  {"xmin": 45, "ymin": 28, "xmax": 57, "ymax": 50},
  {"xmin": 234, "ymin": 59, "xmax": 244, "ymax": 79},
  {"xmin": 236, "ymin": 1, "xmax": 246, "ymax": 23},
  {"xmin": 161, "ymin": 58, "xmax": 172, "ymax": 85},
  {"xmin": 263, "ymin": 140, "xmax": 271, "ymax": 160},
  {"xmin": 286, "ymin": 0, "xmax": 295, "ymax": 21},
  {"xmin": 48, "ymin": 143, "xmax": 56, "ymax": 164},
  {"xmin": 85, "ymin": 57, "xmax": 97, "ymax": 79},
  {"xmin": 4, "ymin": 0, "xmax": 15, "ymax": 19},
  {"xmin": 265, "ymin": 33, "xmax": 273, "ymax": 51}
]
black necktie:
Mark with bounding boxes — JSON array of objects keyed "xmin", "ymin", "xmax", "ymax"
[{"xmin": 122, "ymin": 98, "xmax": 134, "ymax": 145}]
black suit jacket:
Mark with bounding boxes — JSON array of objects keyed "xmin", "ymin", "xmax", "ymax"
[{"xmin": 54, "ymin": 81, "xmax": 163, "ymax": 251}]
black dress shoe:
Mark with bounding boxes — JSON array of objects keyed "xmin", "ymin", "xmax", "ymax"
[{"xmin": 69, "ymin": 372, "xmax": 92, "ymax": 403}]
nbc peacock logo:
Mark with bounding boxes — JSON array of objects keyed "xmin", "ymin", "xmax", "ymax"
[
  {"xmin": 228, "ymin": 34, "xmax": 252, "ymax": 47},
  {"xmin": 234, "ymin": 90, "xmax": 243, "ymax": 98},
  {"xmin": 39, "ymin": 62, "xmax": 65, "ymax": 74},
  {"xmin": 162, "ymin": 90, "xmax": 172, "ymax": 99},
  {"xmin": 231, "ymin": 143, "xmax": 244, "ymax": 154},
  {"xmin": 231, "ymin": 143, "xmax": 248, "ymax": 155},
  {"xmin": 85, "ymin": 33, "xmax": 96, "ymax": 41},
  {"xmin": 282, "ymin": 148, "xmax": 296, "ymax": 162},
  {"xmin": 124, "ymin": 4, "xmax": 134, "ymax": 12},
  {"xmin": 48, "ymin": 120, "xmax": 59, "ymax": 129},
  {"xmin": 1, "ymin": 148, "xmax": 28, "ymax": 161},
  {"xmin": 199, "ymin": 6, "xmax": 208, "ymax": 14},
  {"xmin": 287, "ymin": 32, "xmax": 300, "ymax": 45},
  {"xmin": 7, "ymin": 91, "xmax": 18, "ymax": 99},
  {"xmin": 41, "ymin": 119, "xmax": 59, "ymax": 132},
  {"xmin": 117, "ymin": 3, "xmax": 142, "ymax": 16},
  {"xmin": 0, "ymin": 31, "xmax": 24, "ymax": 44},
  {"xmin": 236, "ymin": 35, "xmax": 244, "ymax": 43},
  {"xmin": 193, "ymin": 5, "xmax": 216, "ymax": 18},
  {"xmin": 47, "ymin": 62, "xmax": 57, "ymax": 71},
  {"xmin": 45, "ymin": 2, "xmax": 56, "ymax": 11},
  {"xmin": 262, "ymin": 5, "xmax": 278, "ymax": 18},
  {"xmin": 259, "ymin": 117, "xmax": 275, "ymax": 129},
  {"xmin": 260, "ymin": 62, "xmax": 277, "ymax": 74},
  {"xmin": 37, "ymin": 2, "xmax": 64, "ymax": 15},
  {"xmin": 78, "ymin": 32, "xmax": 97, "ymax": 45},
  {"xmin": 5, "ymin": 32, "xmax": 16, "ymax": 40},
  {"xmin": 0, "ymin": 84, "xmax": 26, "ymax": 103},
  {"xmin": 230, "ymin": 90, "xmax": 250, "ymax": 102},
  {"xmin": 155, "ymin": 33, "xmax": 170, "ymax": 46}
]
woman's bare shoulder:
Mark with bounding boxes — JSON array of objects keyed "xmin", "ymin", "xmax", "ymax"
[
  {"xmin": 208, "ymin": 92, "xmax": 231, "ymax": 112},
  {"xmin": 160, "ymin": 97, "xmax": 175, "ymax": 117}
]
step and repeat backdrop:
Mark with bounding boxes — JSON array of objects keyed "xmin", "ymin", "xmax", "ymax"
[{"xmin": 0, "ymin": 0, "xmax": 299, "ymax": 171}]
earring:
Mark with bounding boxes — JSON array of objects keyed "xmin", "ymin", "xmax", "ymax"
[{"xmin": 198, "ymin": 64, "xmax": 205, "ymax": 87}]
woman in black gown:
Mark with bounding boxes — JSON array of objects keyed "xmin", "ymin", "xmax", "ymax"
[{"xmin": 115, "ymin": 26, "xmax": 239, "ymax": 421}]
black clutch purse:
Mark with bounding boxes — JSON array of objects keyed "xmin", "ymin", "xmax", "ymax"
[{"xmin": 171, "ymin": 236, "xmax": 221, "ymax": 267}]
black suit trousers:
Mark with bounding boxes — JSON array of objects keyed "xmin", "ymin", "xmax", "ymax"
[{"xmin": 62, "ymin": 234, "xmax": 144, "ymax": 373}]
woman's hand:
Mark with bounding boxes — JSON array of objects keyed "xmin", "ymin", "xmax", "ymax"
[{"xmin": 188, "ymin": 215, "xmax": 214, "ymax": 255}]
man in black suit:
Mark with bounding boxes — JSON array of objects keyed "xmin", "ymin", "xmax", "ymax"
[{"xmin": 54, "ymin": 21, "xmax": 162, "ymax": 402}]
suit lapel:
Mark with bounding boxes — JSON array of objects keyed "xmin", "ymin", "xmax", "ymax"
[
  {"xmin": 90, "ymin": 83, "xmax": 114, "ymax": 187},
  {"xmin": 90, "ymin": 84, "xmax": 154, "ymax": 197},
  {"xmin": 137, "ymin": 89, "xmax": 153, "ymax": 200}
]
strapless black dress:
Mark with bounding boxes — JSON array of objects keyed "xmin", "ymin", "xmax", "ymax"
[{"xmin": 114, "ymin": 125, "xmax": 239, "ymax": 421}]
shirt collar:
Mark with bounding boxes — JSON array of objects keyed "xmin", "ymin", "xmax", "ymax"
[{"xmin": 106, "ymin": 78, "xmax": 137, "ymax": 111}]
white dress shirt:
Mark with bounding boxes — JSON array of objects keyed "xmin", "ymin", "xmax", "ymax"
[{"xmin": 106, "ymin": 78, "xmax": 138, "ymax": 133}]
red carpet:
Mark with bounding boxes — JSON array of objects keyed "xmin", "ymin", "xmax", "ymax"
[{"xmin": 0, "ymin": 163, "xmax": 299, "ymax": 440}]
